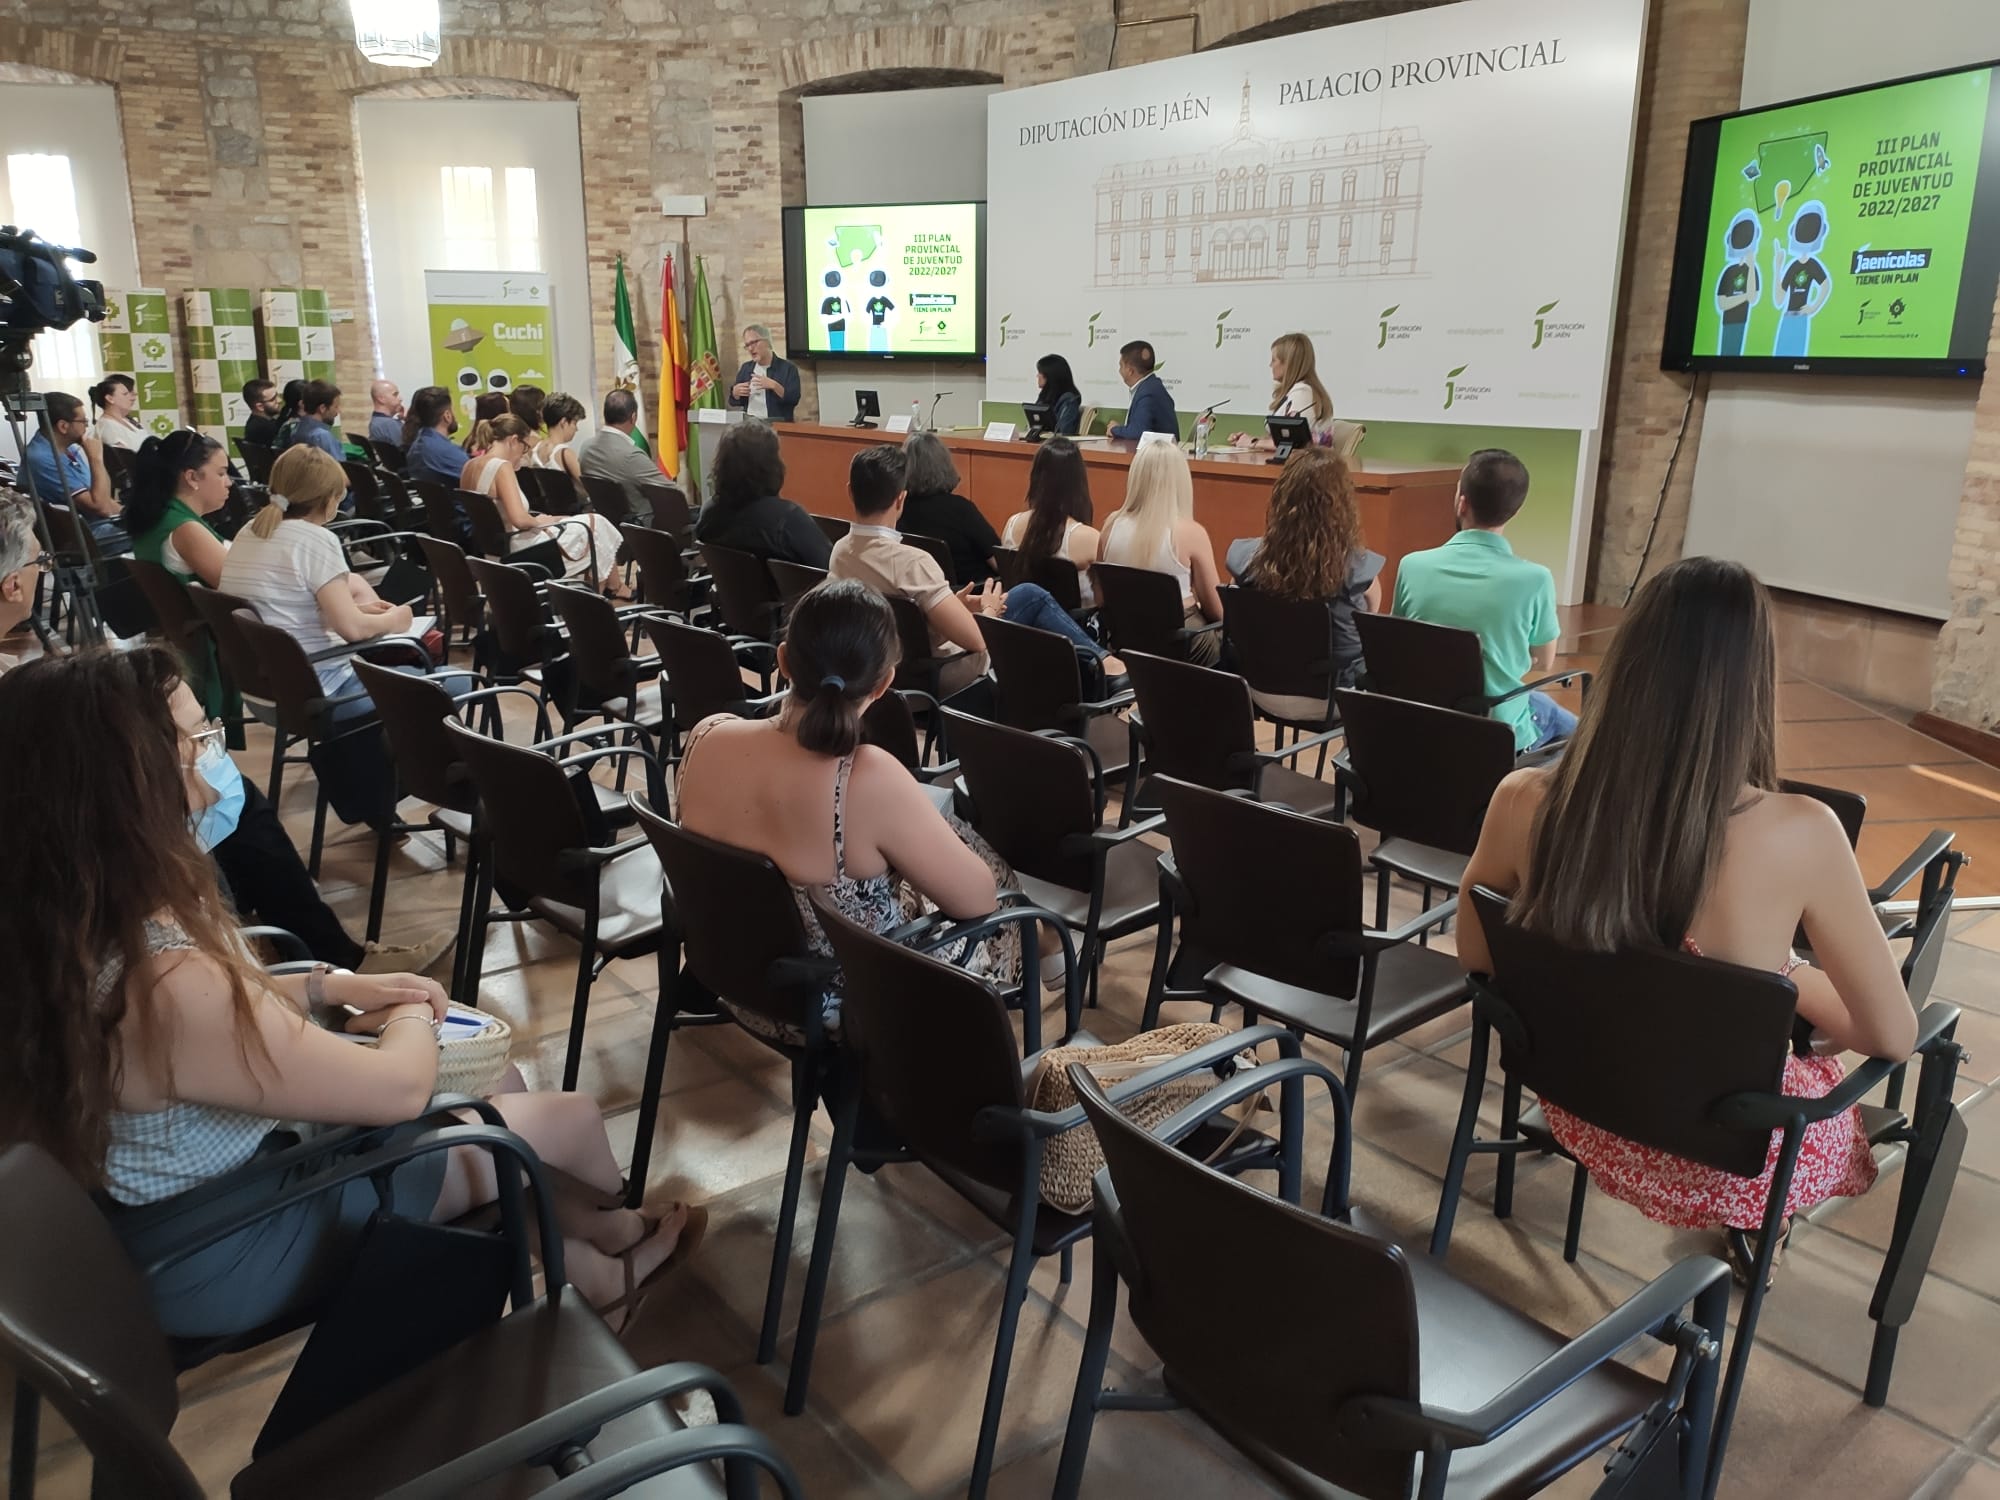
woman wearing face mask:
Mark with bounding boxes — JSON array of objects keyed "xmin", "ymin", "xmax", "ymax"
[{"xmin": 171, "ymin": 678, "xmax": 454, "ymax": 976}]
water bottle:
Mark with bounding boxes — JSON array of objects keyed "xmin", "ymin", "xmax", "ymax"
[
  {"xmin": 1193, "ymin": 410, "xmax": 1211, "ymax": 459},
  {"xmin": 911, "ymin": 399, "xmax": 924, "ymax": 433}
]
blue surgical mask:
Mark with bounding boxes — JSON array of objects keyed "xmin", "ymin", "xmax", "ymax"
[{"xmin": 191, "ymin": 738, "xmax": 246, "ymax": 852}]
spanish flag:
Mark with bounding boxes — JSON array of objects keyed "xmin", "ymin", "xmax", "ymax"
[{"xmin": 657, "ymin": 254, "xmax": 690, "ymax": 480}]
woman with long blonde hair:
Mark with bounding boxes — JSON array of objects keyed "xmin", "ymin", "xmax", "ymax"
[
  {"xmin": 1232, "ymin": 448, "xmax": 1383, "ymax": 713},
  {"xmin": 1455, "ymin": 557, "xmax": 1916, "ymax": 1278},
  {"xmin": 1098, "ymin": 441, "xmax": 1223, "ymax": 664},
  {"xmin": 462, "ymin": 413, "xmax": 627, "ymax": 596},
  {"xmin": 1232, "ymin": 332, "xmax": 1335, "ymax": 451}
]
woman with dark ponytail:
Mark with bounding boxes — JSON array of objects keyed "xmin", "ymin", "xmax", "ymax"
[
  {"xmin": 129, "ymin": 428, "xmax": 236, "ymax": 726},
  {"xmin": 90, "ymin": 373, "xmax": 149, "ymax": 451},
  {"xmin": 676, "ymin": 578, "xmax": 1046, "ymax": 1043}
]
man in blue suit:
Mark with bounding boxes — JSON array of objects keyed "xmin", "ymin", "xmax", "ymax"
[
  {"xmin": 728, "ymin": 324, "xmax": 802, "ymax": 423},
  {"xmin": 1108, "ymin": 340, "xmax": 1177, "ymax": 440}
]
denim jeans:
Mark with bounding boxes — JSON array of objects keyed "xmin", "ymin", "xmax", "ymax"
[
  {"xmin": 1004, "ymin": 582, "xmax": 1107, "ymax": 661},
  {"xmin": 1526, "ymin": 689, "xmax": 1577, "ymax": 750}
]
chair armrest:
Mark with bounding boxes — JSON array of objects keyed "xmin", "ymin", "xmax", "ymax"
[
  {"xmin": 1867, "ymin": 830, "xmax": 1955, "ymax": 905},
  {"xmin": 1175, "ymin": 619, "xmax": 1224, "ymax": 640},
  {"xmin": 1337, "ymin": 1255, "xmax": 1730, "ymax": 1451},
  {"xmin": 1076, "ymin": 689, "xmax": 1137, "ymax": 716},
  {"xmin": 376, "ymin": 1364, "xmax": 754, "ymax": 1500},
  {"xmin": 240, "ymin": 924, "xmax": 314, "ymax": 962},
  {"xmin": 556, "ymin": 833, "xmax": 653, "ymax": 874},
  {"xmin": 1057, "ymin": 812, "xmax": 1167, "ymax": 859},
  {"xmin": 905, "ymin": 902, "xmax": 1080, "ymax": 1051},
  {"xmin": 1250, "ymin": 725, "xmax": 1345, "ymax": 768},
  {"xmin": 1712, "ymin": 1002, "xmax": 1961, "ymax": 1129},
  {"xmin": 997, "ymin": 1023, "xmax": 1298, "ymax": 1139},
  {"xmin": 1323, "ymin": 896, "xmax": 1461, "ymax": 957},
  {"xmin": 527, "ymin": 1426, "xmax": 804, "ymax": 1500},
  {"xmin": 531, "ymin": 725, "xmax": 634, "ymax": 756},
  {"xmin": 1485, "ymin": 668, "xmax": 1593, "ymax": 711}
]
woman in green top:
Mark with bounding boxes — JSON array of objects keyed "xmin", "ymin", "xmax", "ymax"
[{"xmin": 130, "ymin": 430, "xmax": 236, "ymax": 725}]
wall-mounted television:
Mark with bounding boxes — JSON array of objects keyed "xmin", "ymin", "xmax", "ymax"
[
  {"xmin": 781, "ymin": 202, "xmax": 985, "ymax": 361},
  {"xmin": 1661, "ymin": 60, "xmax": 2000, "ymax": 377}
]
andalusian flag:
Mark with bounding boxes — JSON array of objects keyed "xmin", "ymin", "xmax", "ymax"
[
  {"xmin": 685, "ymin": 256, "xmax": 723, "ymax": 493},
  {"xmin": 658, "ymin": 255, "xmax": 690, "ymax": 481},
  {"xmin": 610, "ymin": 255, "xmax": 649, "ymax": 456}
]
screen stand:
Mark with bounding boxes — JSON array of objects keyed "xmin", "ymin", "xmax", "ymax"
[
  {"xmin": 1265, "ymin": 441, "xmax": 1295, "ymax": 465},
  {"xmin": 848, "ymin": 415, "xmax": 876, "ymax": 428}
]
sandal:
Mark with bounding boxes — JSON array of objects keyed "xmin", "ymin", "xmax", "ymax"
[
  {"xmin": 599, "ymin": 1202, "xmax": 709, "ymax": 1336},
  {"xmin": 1723, "ymin": 1216, "xmax": 1792, "ymax": 1289}
]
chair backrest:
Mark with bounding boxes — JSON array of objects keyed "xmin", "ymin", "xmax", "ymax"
[
  {"xmin": 186, "ymin": 584, "xmax": 279, "ymax": 701},
  {"xmin": 886, "ymin": 594, "xmax": 941, "ymax": 689},
  {"xmin": 1328, "ymin": 419, "xmax": 1366, "ymax": 463},
  {"xmin": 1156, "ymin": 775, "xmax": 1365, "ymax": 995},
  {"xmin": 229, "ymin": 608, "xmax": 341, "ymax": 735},
  {"xmin": 1334, "ymin": 689, "xmax": 1516, "ymax": 856},
  {"xmin": 637, "ymin": 484, "xmax": 691, "ymax": 540},
  {"xmin": 459, "ymin": 488, "xmax": 511, "ymax": 558},
  {"xmin": 1352, "ymin": 613, "xmax": 1486, "ymax": 712},
  {"xmin": 769, "ymin": 558, "xmax": 829, "ymax": 611},
  {"xmin": 0, "ymin": 1145, "xmax": 204, "ymax": 1500},
  {"xmin": 444, "ymin": 719, "xmax": 599, "ymax": 905},
  {"xmin": 1070, "ymin": 1074, "xmax": 1422, "ymax": 1499},
  {"xmin": 417, "ymin": 535, "xmax": 483, "ymax": 636},
  {"xmin": 341, "ymin": 460, "xmax": 385, "ymax": 522},
  {"xmin": 235, "ymin": 438, "xmax": 275, "ymax": 484},
  {"xmin": 943, "ymin": 707, "xmax": 1099, "ymax": 891},
  {"xmin": 809, "ymin": 513, "xmax": 851, "ymax": 545},
  {"xmin": 901, "ymin": 531, "xmax": 956, "ymax": 585},
  {"xmin": 547, "ymin": 583, "xmax": 638, "ymax": 703},
  {"xmin": 1124, "ymin": 650, "xmax": 1259, "ymax": 795},
  {"xmin": 617, "ymin": 523, "xmax": 694, "ymax": 614},
  {"xmin": 860, "ymin": 690, "xmax": 922, "ymax": 770},
  {"xmin": 578, "ymin": 475, "xmax": 634, "ymax": 533},
  {"xmin": 352, "ymin": 657, "xmax": 475, "ymax": 812},
  {"xmin": 1780, "ymin": 778, "xmax": 1865, "ymax": 849},
  {"xmin": 465, "ymin": 555, "xmax": 553, "ymax": 668},
  {"xmin": 1468, "ymin": 887, "xmax": 1800, "ymax": 1177},
  {"xmin": 125, "ymin": 558, "xmax": 205, "ymax": 654},
  {"xmin": 514, "ymin": 467, "xmax": 555, "ymax": 511},
  {"xmin": 1221, "ymin": 585, "xmax": 1337, "ymax": 711},
  {"xmin": 1091, "ymin": 560, "xmax": 1189, "ymax": 657},
  {"xmin": 629, "ymin": 797, "xmax": 829, "ymax": 1038},
  {"xmin": 812, "ymin": 893, "xmax": 1029, "ymax": 1191},
  {"xmin": 644, "ymin": 616, "xmax": 756, "ymax": 731},
  {"xmin": 413, "ymin": 480, "xmax": 465, "ymax": 543},
  {"xmin": 977, "ymin": 612, "xmax": 1084, "ymax": 733},
  {"xmin": 102, "ymin": 442, "xmax": 136, "ymax": 496},
  {"xmin": 374, "ymin": 438, "xmax": 408, "ymax": 473},
  {"xmin": 375, "ymin": 470, "xmax": 421, "ymax": 530},
  {"xmin": 700, "ymin": 542, "xmax": 783, "ymax": 642}
]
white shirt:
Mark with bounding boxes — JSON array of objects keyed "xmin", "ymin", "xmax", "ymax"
[
  {"xmin": 748, "ymin": 362, "xmax": 770, "ymax": 420},
  {"xmin": 95, "ymin": 417, "xmax": 149, "ymax": 452},
  {"xmin": 218, "ymin": 519, "xmax": 351, "ymax": 689},
  {"xmin": 1275, "ymin": 381, "xmax": 1334, "ymax": 438}
]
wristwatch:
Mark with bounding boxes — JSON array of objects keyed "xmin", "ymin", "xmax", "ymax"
[{"xmin": 305, "ymin": 963, "xmax": 332, "ymax": 1009}]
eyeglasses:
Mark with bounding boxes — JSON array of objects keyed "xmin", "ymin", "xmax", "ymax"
[{"xmin": 187, "ymin": 718, "xmax": 227, "ymax": 754}]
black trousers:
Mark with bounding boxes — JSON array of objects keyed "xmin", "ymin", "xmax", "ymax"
[{"xmin": 212, "ymin": 780, "xmax": 366, "ymax": 968}]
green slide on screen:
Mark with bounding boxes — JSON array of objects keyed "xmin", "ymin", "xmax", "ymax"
[{"xmin": 799, "ymin": 204, "xmax": 981, "ymax": 358}]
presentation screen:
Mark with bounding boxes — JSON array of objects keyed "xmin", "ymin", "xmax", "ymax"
[
  {"xmin": 781, "ymin": 202, "xmax": 985, "ymax": 361},
  {"xmin": 1663, "ymin": 60, "xmax": 2000, "ymax": 376}
]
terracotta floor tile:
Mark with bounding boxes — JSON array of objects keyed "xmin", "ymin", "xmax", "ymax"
[
  {"xmin": 1779, "ymin": 717, "xmax": 1968, "ymax": 771},
  {"xmin": 1816, "ymin": 1164, "xmax": 2000, "ymax": 1301},
  {"xmin": 611, "ymin": 1073, "xmax": 818, "ymax": 1204},
  {"xmin": 1936, "ymin": 941, "xmax": 2000, "ymax": 1015},
  {"xmin": 981, "ymin": 1407, "xmax": 1285, "ymax": 1500},
  {"xmin": 1944, "ymin": 1460, "xmax": 2000, "ymax": 1499}
]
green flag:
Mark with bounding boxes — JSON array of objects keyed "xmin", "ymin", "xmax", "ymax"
[
  {"xmin": 685, "ymin": 255, "xmax": 722, "ymax": 494},
  {"xmin": 611, "ymin": 254, "xmax": 648, "ymax": 447}
]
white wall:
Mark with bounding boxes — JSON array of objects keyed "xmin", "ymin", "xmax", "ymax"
[
  {"xmin": 355, "ymin": 97, "xmax": 595, "ymax": 417},
  {"xmin": 1684, "ymin": 0, "xmax": 2000, "ymax": 618},
  {"xmin": 802, "ymin": 86, "xmax": 994, "ymax": 429}
]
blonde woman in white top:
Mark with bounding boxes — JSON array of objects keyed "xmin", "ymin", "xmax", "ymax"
[
  {"xmin": 1231, "ymin": 332, "xmax": 1335, "ymax": 452},
  {"xmin": 461, "ymin": 414, "xmax": 625, "ymax": 595},
  {"xmin": 1097, "ymin": 441, "xmax": 1224, "ymax": 665}
]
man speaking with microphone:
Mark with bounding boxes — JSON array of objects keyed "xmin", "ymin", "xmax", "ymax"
[{"xmin": 729, "ymin": 324, "xmax": 801, "ymax": 423}]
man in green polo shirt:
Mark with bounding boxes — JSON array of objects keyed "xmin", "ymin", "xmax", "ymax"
[{"xmin": 1391, "ymin": 448, "xmax": 1573, "ymax": 752}]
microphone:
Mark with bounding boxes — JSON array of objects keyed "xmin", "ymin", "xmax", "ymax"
[
  {"xmin": 928, "ymin": 391, "xmax": 952, "ymax": 430},
  {"xmin": 1198, "ymin": 398, "xmax": 1230, "ymax": 421}
]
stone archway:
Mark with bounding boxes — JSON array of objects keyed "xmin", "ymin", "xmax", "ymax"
[{"xmin": 1196, "ymin": 0, "xmax": 1462, "ymax": 50}]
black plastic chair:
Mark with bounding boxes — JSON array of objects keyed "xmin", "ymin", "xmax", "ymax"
[
  {"xmin": 768, "ymin": 557, "xmax": 828, "ymax": 614},
  {"xmin": 547, "ymin": 583, "xmax": 665, "ymax": 746},
  {"xmin": 0, "ymin": 1140, "xmax": 800, "ymax": 1498},
  {"xmin": 373, "ymin": 437, "xmax": 408, "ymax": 473},
  {"xmin": 808, "ymin": 512, "xmax": 850, "ymax": 545},
  {"xmin": 642, "ymin": 615, "xmax": 779, "ymax": 759},
  {"xmin": 340, "ymin": 460, "xmax": 387, "ymax": 524},
  {"xmin": 416, "ymin": 535, "xmax": 487, "ymax": 661},
  {"xmin": 699, "ymin": 542, "xmax": 785, "ymax": 646},
  {"xmin": 1354, "ymin": 611, "xmax": 1591, "ymax": 746},
  {"xmin": 1091, "ymin": 559, "xmax": 1219, "ymax": 661},
  {"xmin": 1335, "ymin": 686, "xmax": 1520, "ymax": 927},
  {"xmin": 413, "ymin": 479, "xmax": 467, "ymax": 544},
  {"xmin": 184, "ymin": 583, "xmax": 313, "ymax": 801},
  {"xmin": 1146, "ymin": 775, "xmax": 1466, "ymax": 1096},
  {"xmin": 976, "ymin": 612, "xmax": 1130, "ymax": 778},
  {"xmin": 943, "ymin": 706, "xmax": 1158, "ymax": 1020},
  {"xmin": 1052, "ymin": 1065, "xmax": 1736, "ymax": 1500},
  {"xmin": 900, "ymin": 530, "xmax": 957, "ymax": 585},
  {"xmin": 994, "ymin": 544, "xmax": 1087, "ymax": 615},
  {"xmin": 1119, "ymin": 649, "xmax": 1339, "ymax": 824},
  {"xmin": 1434, "ymin": 885, "xmax": 1969, "ymax": 1500},
  {"xmin": 813, "ymin": 894, "xmax": 1293, "ymax": 1500},
  {"xmin": 235, "ymin": 437, "xmax": 275, "ymax": 485},
  {"xmin": 619, "ymin": 521, "xmax": 703, "ymax": 618},
  {"xmin": 1220, "ymin": 583, "xmax": 1346, "ymax": 760},
  {"xmin": 464, "ymin": 553, "xmax": 566, "ymax": 715},
  {"xmin": 637, "ymin": 483, "xmax": 693, "ymax": 543}
]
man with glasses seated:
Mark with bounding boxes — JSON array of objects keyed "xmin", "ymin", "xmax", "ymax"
[
  {"xmin": 728, "ymin": 324, "xmax": 801, "ymax": 424},
  {"xmin": 23, "ymin": 391, "xmax": 131, "ymax": 556}
]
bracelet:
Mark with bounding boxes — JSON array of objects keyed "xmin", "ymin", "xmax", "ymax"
[
  {"xmin": 376, "ymin": 1013, "xmax": 440, "ymax": 1041},
  {"xmin": 305, "ymin": 963, "xmax": 332, "ymax": 1008}
]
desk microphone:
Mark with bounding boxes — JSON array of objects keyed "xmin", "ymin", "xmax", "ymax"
[{"xmin": 928, "ymin": 392, "xmax": 952, "ymax": 430}]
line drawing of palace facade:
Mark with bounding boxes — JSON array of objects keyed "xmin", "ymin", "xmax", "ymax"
[{"xmin": 1092, "ymin": 85, "xmax": 1429, "ymax": 286}]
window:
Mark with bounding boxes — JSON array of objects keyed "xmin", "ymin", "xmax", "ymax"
[
  {"xmin": 5, "ymin": 154, "xmax": 98, "ymax": 389},
  {"xmin": 1141, "ymin": 190, "xmax": 1152, "ymax": 221},
  {"xmin": 1341, "ymin": 168, "xmax": 1358, "ymax": 203},
  {"xmin": 1279, "ymin": 177, "xmax": 1292, "ymax": 209},
  {"xmin": 1166, "ymin": 228, "xmax": 1176, "ymax": 259},
  {"xmin": 1140, "ymin": 230, "xmax": 1151, "ymax": 262},
  {"xmin": 1193, "ymin": 188, "xmax": 1204, "ymax": 217},
  {"xmin": 1380, "ymin": 210, "xmax": 1396, "ymax": 244},
  {"xmin": 440, "ymin": 164, "xmax": 542, "ymax": 270},
  {"xmin": 1167, "ymin": 190, "xmax": 1178, "ymax": 218},
  {"xmin": 1384, "ymin": 162, "xmax": 1401, "ymax": 198},
  {"xmin": 1308, "ymin": 173, "xmax": 1324, "ymax": 206}
]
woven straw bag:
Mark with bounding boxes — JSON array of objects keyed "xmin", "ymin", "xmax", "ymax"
[
  {"xmin": 432, "ymin": 1007, "xmax": 514, "ymax": 1098},
  {"xmin": 1028, "ymin": 1022, "xmax": 1242, "ymax": 1213}
]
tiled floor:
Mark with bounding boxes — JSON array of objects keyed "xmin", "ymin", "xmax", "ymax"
[{"xmin": 14, "ymin": 614, "xmax": 2000, "ymax": 1497}]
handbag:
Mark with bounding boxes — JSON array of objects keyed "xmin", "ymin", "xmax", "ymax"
[{"xmin": 1027, "ymin": 1022, "xmax": 1248, "ymax": 1213}]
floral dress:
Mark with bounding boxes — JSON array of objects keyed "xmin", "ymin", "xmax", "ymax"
[
  {"xmin": 1538, "ymin": 941, "xmax": 1878, "ymax": 1229},
  {"xmin": 679, "ymin": 715, "xmax": 1023, "ymax": 1044}
]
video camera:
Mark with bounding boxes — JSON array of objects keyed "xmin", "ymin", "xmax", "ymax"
[{"xmin": 0, "ymin": 226, "xmax": 105, "ymax": 335}]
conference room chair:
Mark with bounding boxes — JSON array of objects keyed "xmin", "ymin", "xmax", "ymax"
[
  {"xmin": 637, "ymin": 482, "xmax": 694, "ymax": 544},
  {"xmin": 185, "ymin": 582, "xmax": 311, "ymax": 802},
  {"xmin": 767, "ymin": 557, "xmax": 827, "ymax": 615},
  {"xmin": 699, "ymin": 542, "xmax": 786, "ymax": 647},
  {"xmin": 546, "ymin": 584, "xmax": 667, "ymax": 755},
  {"xmin": 1219, "ymin": 583, "xmax": 1345, "ymax": 768},
  {"xmin": 33, "ymin": 500, "xmax": 152, "ymax": 644},
  {"xmin": 125, "ymin": 556, "xmax": 230, "ymax": 730},
  {"xmin": 809, "ymin": 512, "xmax": 850, "ymax": 545},
  {"xmin": 1144, "ymin": 775, "xmax": 1466, "ymax": 1097},
  {"xmin": 372, "ymin": 468, "xmax": 425, "ymax": 533},
  {"xmin": 340, "ymin": 459, "xmax": 388, "ymax": 524},
  {"xmin": 460, "ymin": 486, "xmax": 570, "ymax": 577},
  {"xmin": 1091, "ymin": 559, "xmax": 1221, "ymax": 662},
  {"xmin": 445, "ymin": 720, "xmax": 673, "ymax": 1163},
  {"xmin": 619, "ymin": 521, "xmax": 705, "ymax": 618},
  {"xmin": 374, "ymin": 437, "xmax": 408, "ymax": 472},
  {"xmin": 810, "ymin": 895, "xmax": 1293, "ymax": 1500},
  {"xmin": 1051, "ymin": 1061, "xmax": 1736, "ymax": 1500},
  {"xmin": 101, "ymin": 442, "xmax": 136, "ymax": 498},
  {"xmin": 944, "ymin": 706, "xmax": 1158, "ymax": 1022},
  {"xmin": 1353, "ymin": 612, "xmax": 1592, "ymax": 748},
  {"xmin": 413, "ymin": 478, "xmax": 467, "ymax": 544},
  {"xmin": 900, "ymin": 529, "xmax": 957, "ymax": 585},
  {"xmin": 516, "ymin": 465, "xmax": 578, "ymax": 515},
  {"xmin": 976, "ymin": 612, "xmax": 1131, "ymax": 779},
  {"xmin": 1328, "ymin": 417, "xmax": 1367, "ymax": 463},
  {"xmin": 1119, "ymin": 649, "xmax": 1340, "ymax": 824},
  {"xmin": 1782, "ymin": 777, "xmax": 1961, "ymax": 946},
  {"xmin": 228, "ymin": 609, "xmax": 432, "ymax": 921},
  {"xmin": 464, "ymin": 554, "xmax": 569, "ymax": 716},
  {"xmin": 1334, "ymin": 686, "xmax": 1519, "ymax": 929},
  {"xmin": 0, "ymin": 1142, "xmax": 801, "ymax": 1499},
  {"xmin": 415, "ymin": 534, "xmax": 488, "ymax": 662},
  {"xmin": 993, "ymin": 544, "xmax": 1088, "ymax": 616},
  {"xmin": 641, "ymin": 615, "xmax": 780, "ymax": 763},
  {"xmin": 1434, "ymin": 886, "xmax": 1970, "ymax": 1499},
  {"xmin": 234, "ymin": 436, "xmax": 275, "ymax": 484}
]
